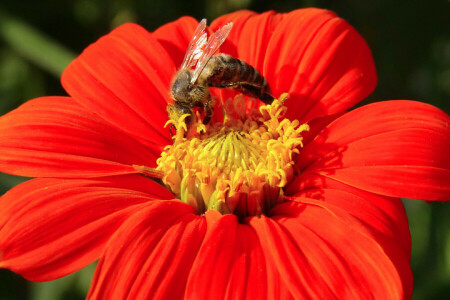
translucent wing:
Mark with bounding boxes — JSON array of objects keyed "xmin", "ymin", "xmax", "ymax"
[
  {"xmin": 190, "ymin": 22, "xmax": 233, "ymax": 84},
  {"xmin": 180, "ymin": 19, "xmax": 208, "ymax": 70}
]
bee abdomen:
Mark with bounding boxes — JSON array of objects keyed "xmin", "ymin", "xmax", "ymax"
[
  {"xmin": 204, "ymin": 54, "xmax": 273, "ymax": 103},
  {"xmin": 210, "ymin": 54, "xmax": 264, "ymax": 86}
]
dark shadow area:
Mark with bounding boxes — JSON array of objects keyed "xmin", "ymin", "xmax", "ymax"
[{"xmin": 0, "ymin": 269, "xmax": 29, "ymax": 300}]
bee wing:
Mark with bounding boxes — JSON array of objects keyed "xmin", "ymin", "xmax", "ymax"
[
  {"xmin": 190, "ymin": 22, "xmax": 233, "ymax": 84},
  {"xmin": 180, "ymin": 18, "xmax": 208, "ymax": 70}
]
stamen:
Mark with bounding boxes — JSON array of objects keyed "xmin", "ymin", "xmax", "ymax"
[{"xmin": 156, "ymin": 94, "xmax": 309, "ymax": 217}]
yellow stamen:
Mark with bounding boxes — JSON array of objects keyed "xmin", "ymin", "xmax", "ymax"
[{"xmin": 157, "ymin": 94, "xmax": 309, "ymax": 217}]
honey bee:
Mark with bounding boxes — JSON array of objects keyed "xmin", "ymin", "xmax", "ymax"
[{"xmin": 168, "ymin": 19, "xmax": 274, "ymax": 135}]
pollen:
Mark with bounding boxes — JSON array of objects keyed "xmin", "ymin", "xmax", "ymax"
[{"xmin": 156, "ymin": 94, "xmax": 309, "ymax": 218}]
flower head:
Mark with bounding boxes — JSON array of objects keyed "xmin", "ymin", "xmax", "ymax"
[
  {"xmin": 157, "ymin": 94, "xmax": 310, "ymax": 218},
  {"xmin": 0, "ymin": 8, "xmax": 449, "ymax": 299}
]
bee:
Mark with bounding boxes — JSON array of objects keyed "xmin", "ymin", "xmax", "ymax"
[{"xmin": 168, "ymin": 19, "xmax": 274, "ymax": 135}]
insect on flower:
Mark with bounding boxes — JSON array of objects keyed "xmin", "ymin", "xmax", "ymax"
[
  {"xmin": 0, "ymin": 8, "xmax": 449, "ymax": 299},
  {"xmin": 167, "ymin": 19, "xmax": 274, "ymax": 136}
]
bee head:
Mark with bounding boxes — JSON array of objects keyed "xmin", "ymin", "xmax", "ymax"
[{"xmin": 170, "ymin": 70, "xmax": 208, "ymax": 103}]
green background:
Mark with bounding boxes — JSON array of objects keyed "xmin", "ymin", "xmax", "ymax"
[{"xmin": 0, "ymin": 0, "xmax": 449, "ymax": 299}]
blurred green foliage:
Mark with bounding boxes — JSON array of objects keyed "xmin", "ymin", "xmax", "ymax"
[{"xmin": 0, "ymin": 0, "xmax": 448, "ymax": 299}]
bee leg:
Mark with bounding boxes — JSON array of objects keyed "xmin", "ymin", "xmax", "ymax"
[
  {"xmin": 259, "ymin": 92, "xmax": 275, "ymax": 104},
  {"xmin": 213, "ymin": 83, "xmax": 274, "ymax": 104},
  {"xmin": 213, "ymin": 83, "xmax": 240, "ymax": 88},
  {"xmin": 169, "ymin": 124, "xmax": 175, "ymax": 138},
  {"xmin": 238, "ymin": 84, "xmax": 274, "ymax": 104},
  {"xmin": 203, "ymin": 100, "xmax": 212, "ymax": 125}
]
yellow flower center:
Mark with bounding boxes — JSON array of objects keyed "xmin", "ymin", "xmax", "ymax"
[{"xmin": 156, "ymin": 94, "xmax": 308, "ymax": 218}]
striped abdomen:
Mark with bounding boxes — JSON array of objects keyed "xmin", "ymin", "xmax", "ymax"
[{"xmin": 200, "ymin": 54, "xmax": 274, "ymax": 103}]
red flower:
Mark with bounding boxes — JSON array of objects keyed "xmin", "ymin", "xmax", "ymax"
[{"xmin": 0, "ymin": 8, "xmax": 449, "ymax": 299}]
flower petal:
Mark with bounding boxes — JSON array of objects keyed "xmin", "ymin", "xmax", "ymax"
[
  {"xmin": 0, "ymin": 176, "xmax": 173, "ymax": 281},
  {"xmin": 288, "ymin": 176, "xmax": 411, "ymax": 256},
  {"xmin": 185, "ymin": 211, "xmax": 271, "ymax": 300},
  {"xmin": 213, "ymin": 8, "xmax": 377, "ymax": 122},
  {"xmin": 267, "ymin": 8, "xmax": 377, "ymax": 121},
  {"xmin": 250, "ymin": 199, "xmax": 412, "ymax": 299},
  {"xmin": 0, "ymin": 97, "xmax": 158, "ymax": 178},
  {"xmin": 87, "ymin": 201, "xmax": 202, "ymax": 300},
  {"xmin": 61, "ymin": 23, "xmax": 174, "ymax": 147},
  {"xmin": 291, "ymin": 100, "xmax": 450, "ymax": 200},
  {"xmin": 211, "ymin": 10, "xmax": 277, "ymax": 72},
  {"xmin": 153, "ymin": 16, "xmax": 202, "ymax": 68}
]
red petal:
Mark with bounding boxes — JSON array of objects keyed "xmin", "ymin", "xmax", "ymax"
[
  {"xmin": 292, "ymin": 100, "xmax": 450, "ymax": 200},
  {"xmin": 87, "ymin": 201, "xmax": 202, "ymax": 300},
  {"xmin": 213, "ymin": 9, "xmax": 377, "ymax": 122},
  {"xmin": 287, "ymin": 176, "xmax": 411, "ymax": 256},
  {"xmin": 211, "ymin": 10, "xmax": 277, "ymax": 73},
  {"xmin": 250, "ymin": 215, "xmax": 329, "ymax": 299},
  {"xmin": 185, "ymin": 211, "xmax": 270, "ymax": 300},
  {"xmin": 301, "ymin": 113, "xmax": 343, "ymax": 145},
  {"xmin": 0, "ymin": 97, "xmax": 158, "ymax": 178},
  {"xmin": 223, "ymin": 225, "xmax": 269, "ymax": 300},
  {"xmin": 251, "ymin": 200, "xmax": 412, "ymax": 299},
  {"xmin": 61, "ymin": 23, "xmax": 174, "ymax": 147},
  {"xmin": 0, "ymin": 176, "xmax": 173, "ymax": 281},
  {"xmin": 153, "ymin": 16, "xmax": 201, "ymax": 68}
]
